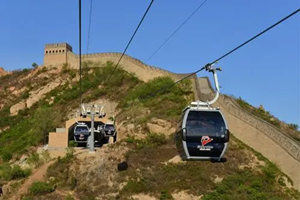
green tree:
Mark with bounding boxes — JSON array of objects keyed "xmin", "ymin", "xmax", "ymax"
[{"xmin": 32, "ymin": 62, "xmax": 38, "ymax": 68}]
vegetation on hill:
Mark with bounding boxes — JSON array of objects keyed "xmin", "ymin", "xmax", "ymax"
[
  {"xmin": 0, "ymin": 62, "xmax": 137, "ymax": 162},
  {"xmin": 0, "ymin": 61, "xmax": 193, "ymax": 190},
  {"xmin": 23, "ymin": 134, "xmax": 299, "ymax": 200},
  {"xmin": 114, "ymin": 135, "xmax": 299, "ymax": 200},
  {"xmin": 0, "ymin": 61, "xmax": 299, "ymax": 199}
]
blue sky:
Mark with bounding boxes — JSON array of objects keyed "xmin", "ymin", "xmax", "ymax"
[{"xmin": 0, "ymin": 0, "xmax": 299, "ymax": 126}]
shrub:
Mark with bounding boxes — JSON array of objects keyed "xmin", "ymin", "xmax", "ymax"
[
  {"xmin": 125, "ymin": 133, "xmax": 167, "ymax": 149},
  {"xmin": 65, "ymin": 194, "xmax": 75, "ymax": 200},
  {"xmin": 61, "ymin": 63, "xmax": 69, "ymax": 73},
  {"xmin": 27, "ymin": 153, "xmax": 41, "ymax": 167},
  {"xmin": 32, "ymin": 63, "xmax": 38, "ymax": 68},
  {"xmin": 0, "ymin": 164, "xmax": 31, "ymax": 181},
  {"xmin": 1, "ymin": 151, "xmax": 12, "ymax": 162},
  {"xmin": 40, "ymin": 150, "xmax": 51, "ymax": 162},
  {"xmin": 288, "ymin": 123, "xmax": 299, "ymax": 131},
  {"xmin": 10, "ymin": 165, "xmax": 31, "ymax": 180},
  {"xmin": 146, "ymin": 133, "xmax": 167, "ymax": 146},
  {"xmin": 123, "ymin": 179, "xmax": 147, "ymax": 194},
  {"xmin": 21, "ymin": 196, "xmax": 33, "ymax": 200},
  {"xmin": 21, "ymin": 90, "xmax": 30, "ymax": 99},
  {"xmin": 68, "ymin": 141, "xmax": 78, "ymax": 147},
  {"xmin": 29, "ymin": 181, "xmax": 54, "ymax": 195},
  {"xmin": 160, "ymin": 190, "xmax": 174, "ymax": 200}
]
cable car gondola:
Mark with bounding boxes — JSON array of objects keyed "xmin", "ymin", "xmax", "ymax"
[
  {"xmin": 97, "ymin": 123, "xmax": 117, "ymax": 143},
  {"xmin": 74, "ymin": 122, "xmax": 90, "ymax": 144},
  {"xmin": 176, "ymin": 65, "xmax": 230, "ymax": 161}
]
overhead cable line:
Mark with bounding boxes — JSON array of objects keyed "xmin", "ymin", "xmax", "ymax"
[
  {"xmin": 210, "ymin": 8, "xmax": 299, "ymax": 65},
  {"xmin": 79, "ymin": 0, "xmax": 82, "ymax": 105},
  {"xmin": 106, "ymin": 0, "xmax": 155, "ymax": 82},
  {"xmin": 147, "ymin": 0, "xmax": 209, "ymax": 61},
  {"xmin": 141, "ymin": 8, "xmax": 300, "ymax": 99},
  {"xmin": 86, "ymin": 0, "xmax": 93, "ymax": 54}
]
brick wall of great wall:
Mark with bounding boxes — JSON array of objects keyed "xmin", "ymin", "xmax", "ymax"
[
  {"xmin": 219, "ymin": 95, "xmax": 300, "ymax": 161},
  {"xmin": 46, "ymin": 50, "xmax": 199, "ymax": 100}
]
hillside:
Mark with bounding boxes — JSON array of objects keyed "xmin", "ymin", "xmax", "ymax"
[
  {"xmin": 0, "ymin": 61, "xmax": 299, "ymax": 199},
  {"xmin": 0, "ymin": 67, "xmax": 8, "ymax": 77}
]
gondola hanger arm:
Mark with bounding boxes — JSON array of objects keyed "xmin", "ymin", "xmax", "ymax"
[{"xmin": 191, "ymin": 64, "xmax": 221, "ymax": 107}]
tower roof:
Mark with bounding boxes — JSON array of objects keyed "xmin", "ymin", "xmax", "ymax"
[{"xmin": 45, "ymin": 43, "xmax": 72, "ymax": 52}]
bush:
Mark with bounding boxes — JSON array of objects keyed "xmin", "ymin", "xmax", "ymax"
[
  {"xmin": 0, "ymin": 164, "xmax": 31, "ymax": 181},
  {"xmin": 29, "ymin": 181, "xmax": 54, "ymax": 195},
  {"xmin": 1, "ymin": 151, "xmax": 12, "ymax": 162},
  {"xmin": 125, "ymin": 133, "xmax": 167, "ymax": 149},
  {"xmin": 146, "ymin": 133, "xmax": 167, "ymax": 146},
  {"xmin": 61, "ymin": 63, "xmax": 69, "ymax": 73},
  {"xmin": 21, "ymin": 196, "xmax": 33, "ymax": 200},
  {"xmin": 68, "ymin": 141, "xmax": 78, "ymax": 147},
  {"xmin": 10, "ymin": 165, "xmax": 31, "ymax": 180},
  {"xmin": 288, "ymin": 123, "xmax": 299, "ymax": 130},
  {"xmin": 160, "ymin": 190, "xmax": 174, "ymax": 200},
  {"xmin": 27, "ymin": 153, "xmax": 41, "ymax": 167},
  {"xmin": 123, "ymin": 179, "xmax": 147, "ymax": 194},
  {"xmin": 65, "ymin": 194, "xmax": 75, "ymax": 200},
  {"xmin": 32, "ymin": 63, "xmax": 38, "ymax": 68}
]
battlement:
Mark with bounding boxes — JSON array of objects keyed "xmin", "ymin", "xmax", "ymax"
[{"xmin": 45, "ymin": 43, "xmax": 72, "ymax": 52}]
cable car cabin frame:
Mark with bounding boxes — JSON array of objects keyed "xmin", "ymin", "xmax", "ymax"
[{"xmin": 176, "ymin": 65, "xmax": 230, "ymax": 161}]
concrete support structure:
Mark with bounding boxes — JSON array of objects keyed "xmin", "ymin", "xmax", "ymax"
[{"xmin": 48, "ymin": 116, "xmax": 109, "ymax": 148}]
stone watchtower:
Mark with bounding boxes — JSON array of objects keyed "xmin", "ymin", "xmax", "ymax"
[{"xmin": 44, "ymin": 43, "xmax": 73, "ymax": 67}]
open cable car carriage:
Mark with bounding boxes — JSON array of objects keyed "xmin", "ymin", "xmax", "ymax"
[{"xmin": 176, "ymin": 65, "xmax": 230, "ymax": 162}]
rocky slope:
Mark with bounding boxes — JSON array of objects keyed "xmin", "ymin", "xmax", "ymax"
[{"xmin": 0, "ymin": 67, "xmax": 8, "ymax": 77}]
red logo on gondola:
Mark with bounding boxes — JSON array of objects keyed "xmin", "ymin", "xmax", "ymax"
[{"xmin": 201, "ymin": 136, "xmax": 213, "ymax": 146}]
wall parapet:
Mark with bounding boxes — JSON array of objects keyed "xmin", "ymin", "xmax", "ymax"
[
  {"xmin": 79, "ymin": 52, "xmax": 176, "ymax": 75},
  {"xmin": 45, "ymin": 43, "xmax": 72, "ymax": 50},
  {"xmin": 219, "ymin": 95, "xmax": 300, "ymax": 162},
  {"xmin": 64, "ymin": 51, "xmax": 194, "ymax": 82}
]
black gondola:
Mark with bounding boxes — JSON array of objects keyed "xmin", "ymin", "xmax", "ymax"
[
  {"xmin": 99, "ymin": 123, "xmax": 117, "ymax": 143},
  {"xmin": 176, "ymin": 65, "xmax": 230, "ymax": 161},
  {"xmin": 177, "ymin": 106, "xmax": 229, "ymax": 161},
  {"xmin": 74, "ymin": 122, "xmax": 90, "ymax": 144}
]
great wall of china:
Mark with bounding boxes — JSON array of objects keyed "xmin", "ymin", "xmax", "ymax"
[
  {"xmin": 43, "ymin": 43, "xmax": 300, "ymax": 189},
  {"xmin": 44, "ymin": 43, "xmax": 199, "ymax": 99}
]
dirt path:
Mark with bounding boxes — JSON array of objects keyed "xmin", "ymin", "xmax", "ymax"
[{"xmin": 9, "ymin": 161, "xmax": 54, "ymax": 200}]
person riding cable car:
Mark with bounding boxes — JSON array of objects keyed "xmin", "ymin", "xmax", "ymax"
[{"xmin": 176, "ymin": 65, "xmax": 230, "ymax": 161}]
